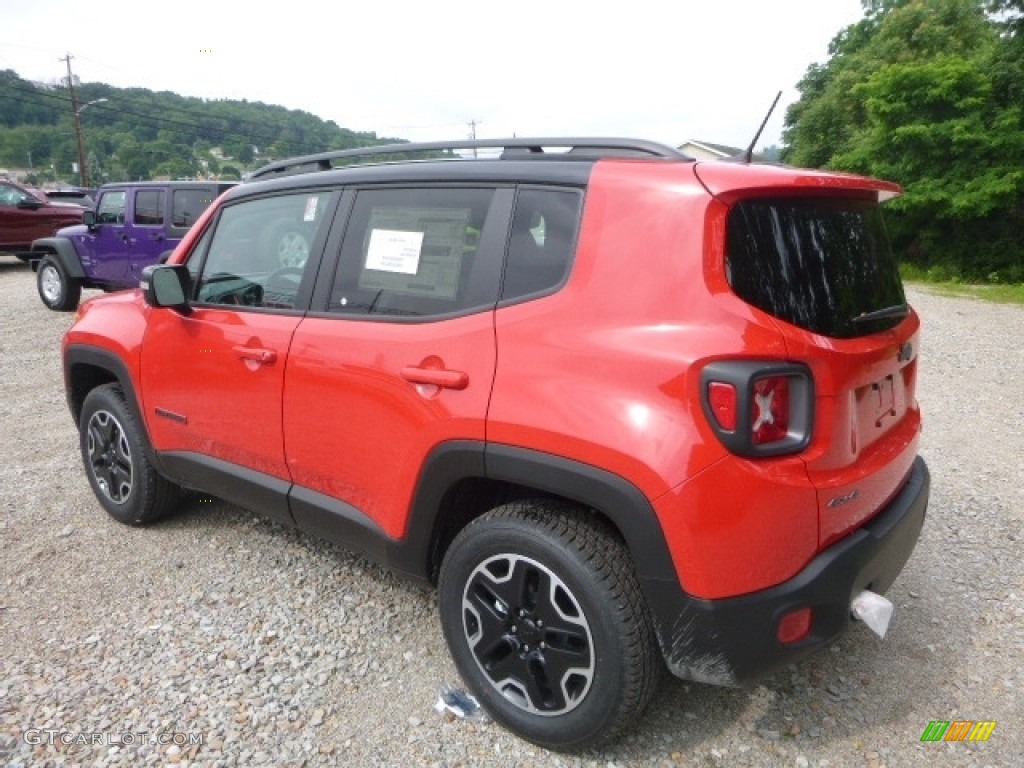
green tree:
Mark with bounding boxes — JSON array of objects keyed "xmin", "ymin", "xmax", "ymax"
[
  {"xmin": 783, "ymin": 0, "xmax": 1024, "ymax": 281},
  {"xmin": 203, "ymin": 153, "xmax": 221, "ymax": 177},
  {"xmin": 989, "ymin": 0, "xmax": 1024, "ymax": 30},
  {"xmin": 87, "ymin": 151, "xmax": 104, "ymax": 187},
  {"xmin": 223, "ymin": 140, "xmax": 254, "ymax": 165},
  {"xmin": 1, "ymin": 68, "xmax": 394, "ymax": 182},
  {"xmin": 114, "ymin": 137, "xmax": 151, "ymax": 180}
]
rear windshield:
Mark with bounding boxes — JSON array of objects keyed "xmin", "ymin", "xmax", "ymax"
[{"xmin": 726, "ymin": 197, "xmax": 906, "ymax": 339}]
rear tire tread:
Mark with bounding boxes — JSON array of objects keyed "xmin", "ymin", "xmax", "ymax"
[{"xmin": 441, "ymin": 499, "xmax": 661, "ymax": 751}]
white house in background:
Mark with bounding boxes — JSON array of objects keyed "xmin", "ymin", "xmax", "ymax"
[
  {"xmin": 678, "ymin": 140, "xmax": 776, "ymax": 163},
  {"xmin": 677, "ymin": 140, "xmax": 745, "ymax": 161}
]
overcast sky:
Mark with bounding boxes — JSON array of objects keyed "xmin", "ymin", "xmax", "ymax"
[{"xmin": 0, "ymin": 0, "xmax": 866, "ymax": 152}]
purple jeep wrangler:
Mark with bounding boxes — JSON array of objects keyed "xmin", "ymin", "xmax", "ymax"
[{"xmin": 31, "ymin": 181, "xmax": 235, "ymax": 311}]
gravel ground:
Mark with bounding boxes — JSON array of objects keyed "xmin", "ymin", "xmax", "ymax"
[{"xmin": 1, "ymin": 259, "xmax": 1021, "ymax": 768}]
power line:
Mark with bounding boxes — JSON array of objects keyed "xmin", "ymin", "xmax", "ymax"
[
  {"xmin": 1, "ymin": 78, "xmax": 359, "ymax": 154},
  {"xmin": 1, "ymin": 46, "xmax": 310, "ymax": 134},
  {"xmin": 2, "ymin": 81, "xmax": 290, "ymax": 147},
  {"xmin": 3, "ymin": 64, "xmax": 326, "ymax": 139}
]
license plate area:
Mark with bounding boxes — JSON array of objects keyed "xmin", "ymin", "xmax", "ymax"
[{"xmin": 873, "ymin": 374, "xmax": 896, "ymax": 427}]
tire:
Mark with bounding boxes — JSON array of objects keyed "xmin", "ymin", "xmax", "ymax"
[
  {"xmin": 36, "ymin": 255, "xmax": 81, "ymax": 311},
  {"xmin": 79, "ymin": 383, "xmax": 180, "ymax": 525},
  {"xmin": 438, "ymin": 500, "xmax": 662, "ymax": 751}
]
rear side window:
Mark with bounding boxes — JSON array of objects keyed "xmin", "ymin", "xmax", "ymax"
[
  {"xmin": 501, "ymin": 187, "xmax": 582, "ymax": 301},
  {"xmin": 134, "ymin": 190, "xmax": 164, "ymax": 226},
  {"xmin": 328, "ymin": 187, "xmax": 500, "ymax": 319},
  {"xmin": 173, "ymin": 189, "xmax": 216, "ymax": 228},
  {"xmin": 726, "ymin": 197, "xmax": 906, "ymax": 339}
]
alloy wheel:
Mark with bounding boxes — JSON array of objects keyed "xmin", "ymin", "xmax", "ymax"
[
  {"xmin": 277, "ymin": 231, "xmax": 309, "ymax": 268},
  {"xmin": 40, "ymin": 264, "xmax": 63, "ymax": 304},
  {"xmin": 86, "ymin": 409, "xmax": 134, "ymax": 504},
  {"xmin": 461, "ymin": 553, "xmax": 594, "ymax": 715}
]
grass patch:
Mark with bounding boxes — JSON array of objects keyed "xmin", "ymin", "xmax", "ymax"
[
  {"xmin": 908, "ymin": 281, "xmax": 1024, "ymax": 305},
  {"xmin": 900, "ymin": 264, "xmax": 1024, "ymax": 306}
]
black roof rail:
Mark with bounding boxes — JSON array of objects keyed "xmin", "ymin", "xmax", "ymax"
[{"xmin": 249, "ymin": 138, "xmax": 691, "ymax": 179}]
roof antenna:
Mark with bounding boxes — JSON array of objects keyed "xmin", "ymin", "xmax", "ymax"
[{"xmin": 742, "ymin": 90, "xmax": 782, "ymax": 164}]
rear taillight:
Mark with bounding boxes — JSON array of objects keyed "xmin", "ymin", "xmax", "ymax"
[
  {"xmin": 752, "ymin": 375, "xmax": 790, "ymax": 445},
  {"xmin": 701, "ymin": 362, "xmax": 813, "ymax": 457},
  {"xmin": 707, "ymin": 381, "xmax": 737, "ymax": 431}
]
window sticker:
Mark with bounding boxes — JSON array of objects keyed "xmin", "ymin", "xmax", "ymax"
[
  {"xmin": 365, "ymin": 229, "xmax": 424, "ymax": 275},
  {"xmin": 303, "ymin": 195, "xmax": 319, "ymax": 222},
  {"xmin": 357, "ymin": 206, "xmax": 470, "ymax": 300}
]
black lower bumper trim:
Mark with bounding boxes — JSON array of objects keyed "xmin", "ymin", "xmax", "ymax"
[{"xmin": 645, "ymin": 456, "xmax": 930, "ymax": 685}]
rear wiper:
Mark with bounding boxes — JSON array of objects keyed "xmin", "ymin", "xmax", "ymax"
[{"xmin": 851, "ymin": 303, "xmax": 910, "ymax": 324}]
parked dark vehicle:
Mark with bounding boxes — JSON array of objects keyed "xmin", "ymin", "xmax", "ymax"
[
  {"xmin": 31, "ymin": 180, "xmax": 235, "ymax": 311},
  {"xmin": 0, "ymin": 179, "xmax": 85, "ymax": 259},
  {"xmin": 43, "ymin": 187, "xmax": 96, "ymax": 208}
]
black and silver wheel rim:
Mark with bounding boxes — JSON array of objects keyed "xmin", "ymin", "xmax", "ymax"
[
  {"xmin": 277, "ymin": 231, "xmax": 309, "ymax": 268},
  {"xmin": 40, "ymin": 264, "xmax": 62, "ymax": 304},
  {"xmin": 461, "ymin": 553, "xmax": 594, "ymax": 715},
  {"xmin": 86, "ymin": 410, "xmax": 133, "ymax": 504}
]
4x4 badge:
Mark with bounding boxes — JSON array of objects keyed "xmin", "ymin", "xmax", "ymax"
[{"xmin": 827, "ymin": 489, "xmax": 859, "ymax": 509}]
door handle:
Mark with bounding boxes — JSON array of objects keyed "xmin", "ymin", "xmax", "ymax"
[
  {"xmin": 400, "ymin": 366, "xmax": 468, "ymax": 390},
  {"xmin": 233, "ymin": 345, "xmax": 277, "ymax": 364}
]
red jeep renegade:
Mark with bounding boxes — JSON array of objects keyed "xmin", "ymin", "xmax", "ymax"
[{"xmin": 62, "ymin": 138, "xmax": 928, "ymax": 750}]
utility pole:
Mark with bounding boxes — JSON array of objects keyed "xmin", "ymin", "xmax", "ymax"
[
  {"xmin": 467, "ymin": 119, "xmax": 482, "ymax": 158},
  {"xmin": 62, "ymin": 54, "xmax": 89, "ymax": 188}
]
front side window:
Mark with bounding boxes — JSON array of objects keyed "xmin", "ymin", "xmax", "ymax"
[
  {"xmin": 726, "ymin": 196, "xmax": 906, "ymax": 339},
  {"xmin": 328, "ymin": 187, "xmax": 500, "ymax": 318},
  {"xmin": 190, "ymin": 191, "xmax": 331, "ymax": 310},
  {"xmin": 0, "ymin": 182, "xmax": 31, "ymax": 205},
  {"xmin": 96, "ymin": 191, "xmax": 127, "ymax": 224},
  {"xmin": 134, "ymin": 190, "xmax": 164, "ymax": 226}
]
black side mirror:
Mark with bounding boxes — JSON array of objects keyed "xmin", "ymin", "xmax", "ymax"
[
  {"xmin": 82, "ymin": 210, "xmax": 97, "ymax": 229},
  {"xmin": 142, "ymin": 264, "xmax": 191, "ymax": 313},
  {"xmin": 17, "ymin": 198, "xmax": 43, "ymax": 210}
]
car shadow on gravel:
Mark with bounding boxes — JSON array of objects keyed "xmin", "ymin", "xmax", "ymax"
[
  {"xmin": 586, "ymin": 594, "xmax": 953, "ymax": 762},
  {"xmin": 145, "ymin": 496, "xmax": 954, "ymax": 761},
  {"xmin": 147, "ymin": 493, "xmax": 414, "ymax": 586}
]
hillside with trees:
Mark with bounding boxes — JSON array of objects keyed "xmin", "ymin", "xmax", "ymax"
[
  {"xmin": 782, "ymin": 0, "xmax": 1024, "ymax": 283},
  {"xmin": 0, "ymin": 69, "xmax": 401, "ymax": 183}
]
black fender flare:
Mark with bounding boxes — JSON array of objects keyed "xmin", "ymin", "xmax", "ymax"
[
  {"xmin": 31, "ymin": 237, "xmax": 85, "ymax": 279},
  {"xmin": 392, "ymin": 441, "xmax": 679, "ymax": 589},
  {"xmin": 483, "ymin": 443, "xmax": 679, "ymax": 585},
  {"xmin": 63, "ymin": 344, "xmax": 163, "ymax": 472}
]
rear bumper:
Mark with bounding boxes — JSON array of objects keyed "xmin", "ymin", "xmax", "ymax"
[{"xmin": 644, "ymin": 456, "xmax": 929, "ymax": 685}]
